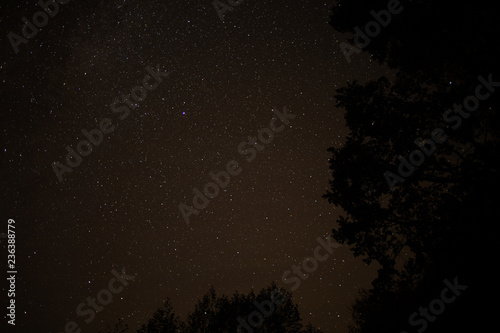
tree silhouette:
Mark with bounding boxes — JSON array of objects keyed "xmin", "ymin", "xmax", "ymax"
[
  {"xmin": 137, "ymin": 298, "xmax": 182, "ymax": 333},
  {"xmin": 104, "ymin": 283, "xmax": 322, "ymax": 333},
  {"xmin": 183, "ymin": 283, "xmax": 307, "ymax": 333},
  {"xmin": 327, "ymin": 1, "xmax": 499, "ymax": 332},
  {"xmin": 330, "ymin": 0, "xmax": 500, "ymax": 85}
]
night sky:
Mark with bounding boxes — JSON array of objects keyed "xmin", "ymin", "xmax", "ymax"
[{"xmin": 1, "ymin": 1, "xmax": 391, "ymax": 332}]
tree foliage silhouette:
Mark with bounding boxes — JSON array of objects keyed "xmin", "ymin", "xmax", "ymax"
[
  {"xmin": 102, "ymin": 283, "xmax": 322, "ymax": 333},
  {"xmin": 182, "ymin": 283, "xmax": 308, "ymax": 333},
  {"xmin": 330, "ymin": 0, "xmax": 500, "ymax": 85},
  {"xmin": 327, "ymin": 0, "xmax": 500, "ymax": 332},
  {"xmin": 137, "ymin": 298, "xmax": 182, "ymax": 333}
]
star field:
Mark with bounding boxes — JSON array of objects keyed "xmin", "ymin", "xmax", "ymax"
[{"xmin": 1, "ymin": 1, "xmax": 390, "ymax": 332}]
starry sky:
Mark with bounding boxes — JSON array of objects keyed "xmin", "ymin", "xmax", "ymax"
[{"xmin": 1, "ymin": 1, "xmax": 390, "ymax": 332}]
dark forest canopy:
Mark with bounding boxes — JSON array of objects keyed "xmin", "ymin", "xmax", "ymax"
[
  {"xmin": 100, "ymin": 283, "xmax": 323, "ymax": 333},
  {"xmin": 325, "ymin": 0, "xmax": 498, "ymax": 332}
]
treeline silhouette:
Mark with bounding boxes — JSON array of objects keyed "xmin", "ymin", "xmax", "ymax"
[
  {"xmin": 326, "ymin": 0, "xmax": 499, "ymax": 332},
  {"xmin": 99, "ymin": 283, "xmax": 323, "ymax": 333}
]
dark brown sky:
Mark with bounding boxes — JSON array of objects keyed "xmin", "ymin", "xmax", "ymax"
[{"xmin": 1, "ymin": 1, "xmax": 390, "ymax": 332}]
